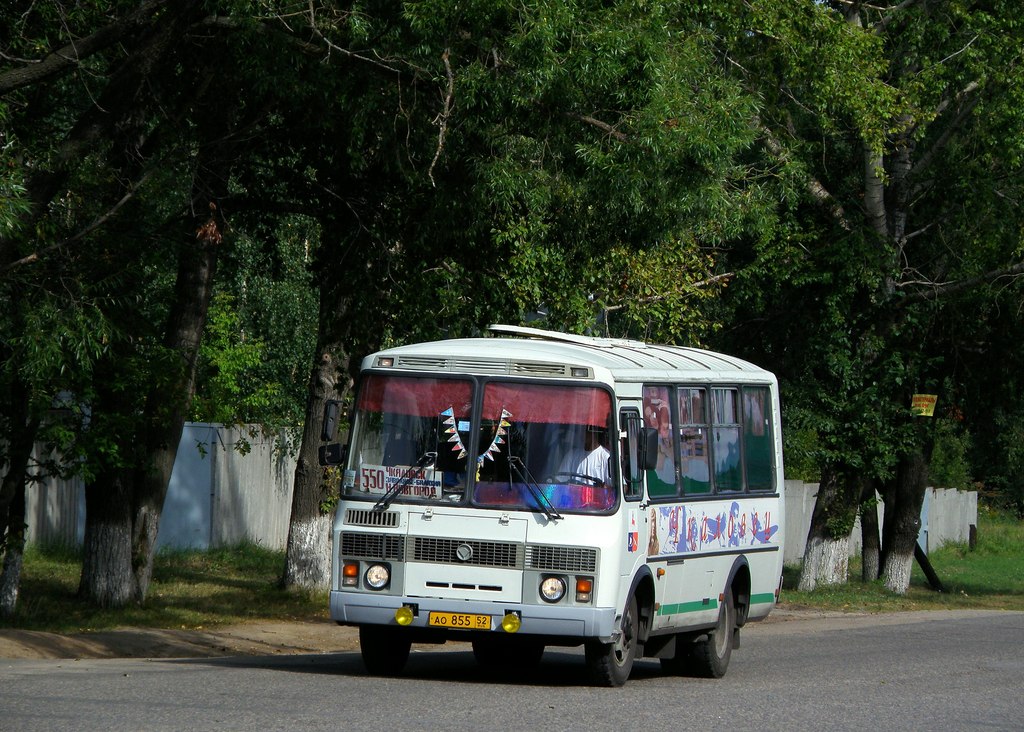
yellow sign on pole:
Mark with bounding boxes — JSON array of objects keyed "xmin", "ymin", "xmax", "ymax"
[{"xmin": 911, "ymin": 394, "xmax": 937, "ymax": 417}]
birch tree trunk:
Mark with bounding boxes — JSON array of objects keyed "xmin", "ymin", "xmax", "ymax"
[
  {"xmin": 130, "ymin": 216, "xmax": 220, "ymax": 602},
  {"xmin": 797, "ymin": 469, "xmax": 858, "ymax": 591},
  {"xmin": 859, "ymin": 478, "xmax": 881, "ymax": 582},
  {"xmin": 0, "ymin": 482, "xmax": 26, "ymax": 617},
  {"xmin": 881, "ymin": 449, "xmax": 928, "ymax": 594},
  {"xmin": 0, "ymin": 373, "xmax": 40, "ymax": 617},
  {"xmin": 282, "ymin": 292, "xmax": 352, "ymax": 590},
  {"xmin": 79, "ymin": 469, "xmax": 135, "ymax": 607}
]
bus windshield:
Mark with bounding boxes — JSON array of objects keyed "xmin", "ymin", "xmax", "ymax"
[
  {"xmin": 342, "ymin": 374, "xmax": 616, "ymax": 513},
  {"xmin": 473, "ymin": 381, "xmax": 615, "ymax": 513},
  {"xmin": 343, "ymin": 374, "xmax": 474, "ymax": 502}
]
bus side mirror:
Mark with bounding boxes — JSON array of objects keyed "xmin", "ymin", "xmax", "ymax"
[
  {"xmin": 321, "ymin": 400, "xmax": 341, "ymax": 442},
  {"xmin": 637, "ymin": 427, "xmax": 658, "ymax": 471},
  {"xmin": 319, "ymin": 443, "xmax": 347, "ymax": 466}
]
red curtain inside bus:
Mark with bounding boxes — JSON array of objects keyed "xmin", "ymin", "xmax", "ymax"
[
  {"xmin": 356, "ymin": 374, "xmax": 611, "ymax": 427},
  {"xmin": 356, "ymin": 375, "xmax": 472, "ymax": 416},
  {"xmin": 482, "ymin": 382, "xmax": 610, "ymax": 426}
]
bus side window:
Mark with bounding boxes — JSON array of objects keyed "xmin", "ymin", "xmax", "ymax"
[
  {"xmin": 743, "ymin": 386, "xmax": 775, "ymax": 491},
  {"xmin": 643, "ymin": 386, "xmax": 678, "ymax": 497},
  {"xmin": 620, "ymin": 409, "xmax": 644, "ymax": 500},
  {"xmin": 679, "ymin": 387, "xmax": 711, "ymax": 494},
  {"xmin": 712, "ymin": 388, "xmax": 743, "ymax": 491}
]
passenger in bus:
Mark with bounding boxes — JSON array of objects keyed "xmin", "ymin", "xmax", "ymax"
[{"xmin": 556, "ymin": 425, "xmax": 611, "ymax": 486}]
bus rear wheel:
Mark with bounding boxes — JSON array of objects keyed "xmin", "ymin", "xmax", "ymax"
[
  {"xmin": 359, "ymin": 625, "xmax": 411, "ymax": 676},
  {"xmin": 689, "ymin": 589, "xmax": 735, "ymax": 678},
  {"xmin": 585, "ymin": 595, "xmax": 637, "ymax": 687}
]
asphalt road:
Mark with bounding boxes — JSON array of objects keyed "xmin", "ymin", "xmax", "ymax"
[{"xmin": 1, "ymin": 609, "xmax": 1021, "ymax": 732}]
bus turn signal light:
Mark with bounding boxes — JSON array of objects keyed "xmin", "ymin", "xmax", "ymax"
[{"xmin": 576, "ymin": 577, "xmax": 593, "ymax": 603}]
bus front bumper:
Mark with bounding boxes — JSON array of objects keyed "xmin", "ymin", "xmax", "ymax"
[{"xmin": 330, "ymin": 590, "xmax": 618, "ymax": 642}]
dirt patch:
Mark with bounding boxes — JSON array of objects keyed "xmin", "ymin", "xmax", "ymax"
[
  {"xmin": 0, "ymin": 608, "xmax": 822, "ymax": 661},
  {"xmin": 0, "ymin": 606, "xmax": 942, "ymax": 661},
  {"xmin": 0, "ymin": 619, "xmax": 361, "ymax": 660}
]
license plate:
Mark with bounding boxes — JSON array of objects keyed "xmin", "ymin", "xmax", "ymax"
[{"xmin": 428, "ymin": 611, "xmax": 491, "ymax": 630}]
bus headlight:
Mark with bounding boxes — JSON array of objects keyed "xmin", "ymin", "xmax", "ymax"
[
  {"xmin": 365, "ymin": 563, "xmax": 391, "ymax": 590},
  {"xmin": 540, "ymin": 576, "xmax": 566, "ymax": 603}
]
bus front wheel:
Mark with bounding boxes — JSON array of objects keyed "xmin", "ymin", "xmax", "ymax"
[
  {"xmin": 585, "ymin": 595, "xmax": 637, "ymax": 687},
  {"xmin": 358, "ymin": 625, "xmax": 411, "ymax": 676}
]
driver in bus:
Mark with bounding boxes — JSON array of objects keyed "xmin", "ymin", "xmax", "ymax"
[{"xmin": 557, "ymin": 424, "xmax": 611, "ymax": 486}]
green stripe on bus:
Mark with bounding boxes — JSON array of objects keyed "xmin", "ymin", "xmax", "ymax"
[
  {"xmin": 657, "ymin": 599, "xmax": 718, "ymax": 616},
  {"xmin": 658, "ymin": 592, "xmax": 776, "ymax": 616}
]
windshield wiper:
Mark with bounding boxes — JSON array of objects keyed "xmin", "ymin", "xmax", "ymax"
[
  {"xmin": 374, "ymin": 451, "xmax": 437, "ymax": 512},
  {"xmin": 507, "ymin": 456, "xmax": 562, "ymax": 521}
]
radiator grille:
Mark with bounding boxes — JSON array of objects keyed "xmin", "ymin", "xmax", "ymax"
[
  {"xmin": 345, "ymin": 509, "xmax": 399, "ymax": 528},
  {"xmin": 527, "ymin": 545, "xmax": 598, "ymax": 573},
  {"xmin": 341, "ymin": 532, "xmax": 405, "ymax": 561},
  {"xmin": 411, "ymin": 537, "xmax": 522, "ymax": 568}
]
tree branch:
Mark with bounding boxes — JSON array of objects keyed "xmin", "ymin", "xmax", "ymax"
[
  {"xmin": 909, "ymin": 81, "xmax": 981, "ymax": 184},
  {"xmin": 428, "ymin": 49, "xmax": 454, "ymax": 187},
  {"xmin": 572, "ymin": 114, "xmax": 629, "ymax": 142},
  {"xmin": 897, "ymin": 261, "xmax": 1024, "ymax": 304},
  {"xmin": 758, "ymin": 120, "xmax": 852, "ymax": 231},
  {"xmin": 0, "ymin": 169, "xmax": 156, "ymax": 274},
  {"xmin": 0, "ymin": 0, "xmax": 171, "ymax": 97},
  {"xmin": 602, "ymin": 272, "xmax": 734, "ymax": 312}
]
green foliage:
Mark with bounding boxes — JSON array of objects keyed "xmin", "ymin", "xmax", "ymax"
[
  {"xmin": 4, "ymin": 0, "xmax": 1024, "ymax": 609},
  {"xmin": 192, "ymin": 292, "xmax": 278, "ymax": 424},
  {"xmin": 928, "ymin": 418, "xmax": 973, "ymax": 491},
  {"xmin": 2, "ymin": 542, "xmax": 326, "ymax": 633}
]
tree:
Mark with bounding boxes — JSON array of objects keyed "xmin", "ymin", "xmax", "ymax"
[
  {"xmin": 707, "ymin": 0, "xmax": 1024, "ymax": 592},
  {"xmin": 277, "ymin": 0, "xmax": 787, "ymax": 587},
  {"xmin": 1, "ymin": 0, "xmax": 322, "ymax": 606}
]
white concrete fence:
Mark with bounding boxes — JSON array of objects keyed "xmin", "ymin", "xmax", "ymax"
[
  {"xmin": 25, "ymin": 423, "xmax": 297, "ymax": 550},
  {"xmin": 783, "ymin": 480, "xmax": 979, "ymax": 565},
  {"xmin": 22, "ymin": 427, "xmax": 979, "ymax": 561}
]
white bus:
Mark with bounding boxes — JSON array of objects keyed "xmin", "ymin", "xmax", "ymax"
[{"xmin": 320, "ymin": 325, "xmax": 785, "ymax": 686}]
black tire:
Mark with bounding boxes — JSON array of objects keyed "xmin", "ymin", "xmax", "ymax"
[
  {"xmin": 358, "ymin": 625, "xmax": 411, "ymax": 676},
  {"xmin": 472, "ymin": 636, "xmax": 545, "ymax": 670},
  {"xmin": 689, "ymin": 589, "xmax": 735, "ymax": 679},
  {"xmin": 585, "ymin": 595, "xmax": 638, "ymax": 687}
]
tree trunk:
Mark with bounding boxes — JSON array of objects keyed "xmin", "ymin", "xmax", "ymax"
[
  {"xmin": 797, "ymin": 469, "xmax": 859, "ymax": 591},
  {"xmin": 859, "ymin": 477, "xmax": 881, "ymax": 582},
  {"xmin": 130, "ymin": 211, "xmax": 221, "ymax": 602},
  {"xmin": 283, "ymin": 341, "xmax": 350, "ymax": 590},
  {"xmin": 881, "ymin": 449, "xmax": 929, "ymax": 594},
  {"xmin": 0, "ymin": 481, "xmax": 27, "ymax": 617},
  {"xmin": 0, "ymin": 374, "xmax": 40, "ymax": 617},
  {"xmin": 79, "ymin": 469, "xmax": 136, "ymax": 607},
  {"xmin": 0, "ymin": 387, "xmax": 38, "ymax": 546}
]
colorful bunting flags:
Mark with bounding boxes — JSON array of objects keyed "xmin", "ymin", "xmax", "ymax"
[
  {"xmin": 440, "ymin": 407, "xmax": 467, "ymax": 459},
  {"xmin": 479, "ymin": 408, "xmax": 512, "ymax": 465}
]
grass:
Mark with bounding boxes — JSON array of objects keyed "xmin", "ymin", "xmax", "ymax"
[
  {"xmin": 2, "ymin": 507, "xmax": 1021, "ymax": 635},
  {"xmin": 780, "ymin": 505, "xmax": 1024, "ymax": 613},
  {"xmin": 0, "ymin": 542, "xmax": 328, "ymax": 634}
]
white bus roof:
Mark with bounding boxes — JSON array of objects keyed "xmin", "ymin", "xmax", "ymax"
[{"xmin": 364, "ymin": 325, "xmax": 775, "ymax": 384}]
